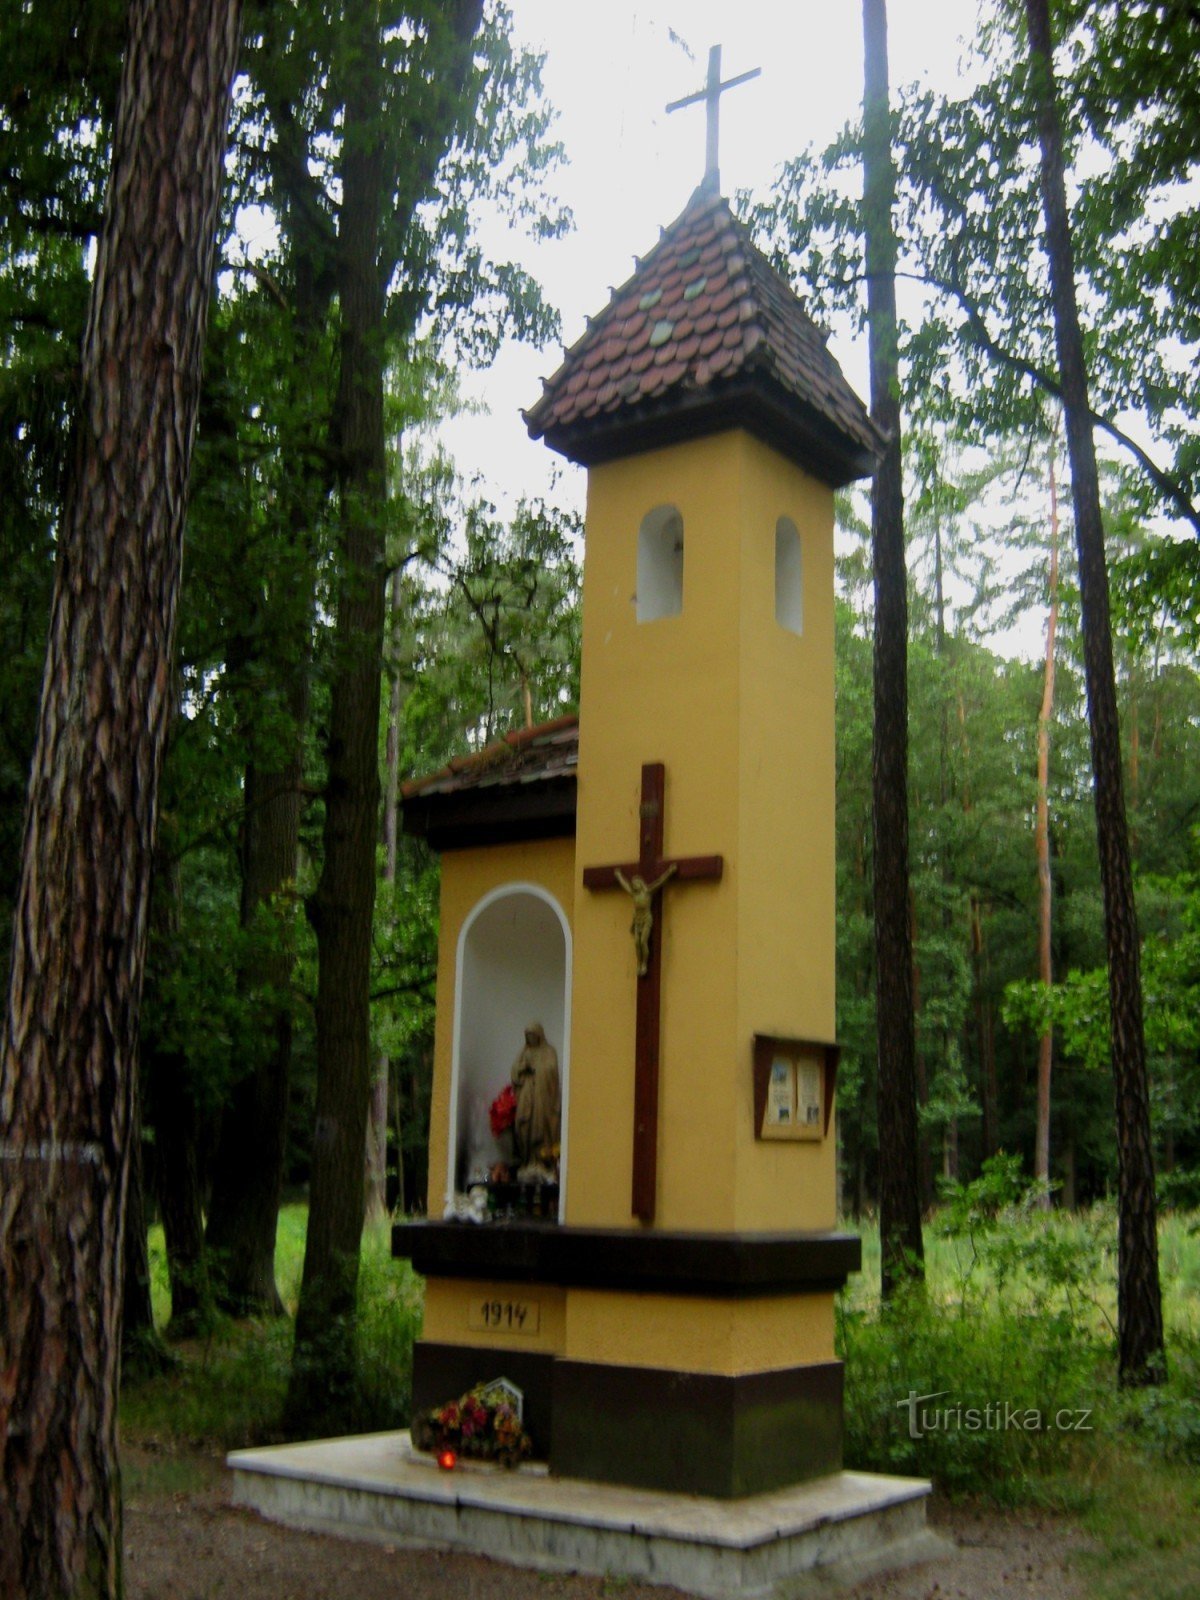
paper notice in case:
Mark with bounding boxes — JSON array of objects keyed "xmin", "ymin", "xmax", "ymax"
[
  {"xmin": 798, "ymin": 1061, "xmax": 822, "ymax": 1128},
  {"xmin": 754, "ymin": 1035, "xmax": 834, "ymax": 1141},
  {"xmin": 764, "ymin": 1057, "xmax": 794, "ymax": 1128}
]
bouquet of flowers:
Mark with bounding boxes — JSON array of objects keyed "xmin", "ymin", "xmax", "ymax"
[
  {"xmin": 489, "ymin": 1082, "xmax": 517, "ymax": 1139},
  {"xmin": 411, "ymin": 1386, "xmax": 533, "ymax": 1468}
]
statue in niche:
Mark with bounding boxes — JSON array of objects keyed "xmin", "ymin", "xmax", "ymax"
[
  {"xmin": 510, "ymin": 1023, "xmax": 561, "ymax": 1176},
  {"xmin": 614, "ymin": 863, "xmax": 677, "ymax": 976}
]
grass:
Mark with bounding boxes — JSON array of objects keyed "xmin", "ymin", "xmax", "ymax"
[
  {"xmin": 124, "ymin": 1206, "xmax": 422, "ymax": 1451},
  {"xmin": 124, "ymin": 1193, "xmax": 1200, "ymax": 1599},
  {"xmin": 842, "ymin": 1190, "xmax": 1200, "ymax": 1598}
]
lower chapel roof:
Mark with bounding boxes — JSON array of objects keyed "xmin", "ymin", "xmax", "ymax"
[{"xmin": 401, "ymin": 716, "xmax": 579, "ymax": 852}]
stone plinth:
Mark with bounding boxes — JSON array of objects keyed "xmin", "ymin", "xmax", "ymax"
[{"xmin": 228, "ymin": 1431, "xmax": 942, "ymax": 1600}]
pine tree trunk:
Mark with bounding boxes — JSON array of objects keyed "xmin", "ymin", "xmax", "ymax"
[
  {"xmin": 862, "ymin": 0, "xmax": 924, "ymax": 1296},
  {"xmin": 389, "ymin": 1061, "xmax": 406, "ymax": 1214},
  {"xmin": 154, "ymin": 1060, "xmax": 210, "ymax": 1336},
  {"xmin": 365, "ymin": 576, "xmax": 404, "ymax": 1228},
  {"xmin": 971, "ymin": 896, "xmax": 999, "ymax": 1159},
  {"xmin": 1034, "ymin": 449, "xmax": 1059, "ymax": 1204},
  {"xmin": 933, "ymin": 512, "xmax": 958, "ymax": 1186},
  {"xmin": 1024, "ymin": 0, "xmax": 1165, "ymax": 1384},
  {"xmin": 909, "ymin": 894, "xmax": 935, "ymax": 1210},
  {"xmin": 121, "ymin": 1106, "xmax": 172, "ymax": 1379},
  {"xmin": 0, "ymin": 2, "xmax": 241, "ymax": 1592}
]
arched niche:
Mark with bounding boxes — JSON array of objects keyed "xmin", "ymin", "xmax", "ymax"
[
  {"xmin": 775, "ymin": 515, "xmax": 803, "ymax": 635},
  {"xmin": 636, "ymin": 504, "xmax": 684, "ymax": 622},
  {"xmin": 447, "ymin": 884, "xmax": 571, "ymax": 1218}
]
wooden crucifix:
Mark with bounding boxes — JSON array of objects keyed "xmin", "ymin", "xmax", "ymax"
[{"xmin": 582, "ymin": 763, "xmax": 723, "ymax": 1223}]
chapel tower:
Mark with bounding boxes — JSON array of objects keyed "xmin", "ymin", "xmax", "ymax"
[
  {"xmin": 395, "ymin": 176, "xmax": 881, "ymax": 1497},
  {"xmin": 523, "ymin": 184, "xmax": 879, "ymax": 1493},
  {"xmin": 527, "ymin": 188, "xmax": 879, "ymax": 1240}
]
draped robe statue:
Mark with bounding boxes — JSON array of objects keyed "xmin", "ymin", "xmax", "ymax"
[{"xmin": 510, "ymin": 1023, "xmax": 561, "ymax": 1171}]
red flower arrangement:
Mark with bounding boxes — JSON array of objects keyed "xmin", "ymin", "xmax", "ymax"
[
  {"xmin": 489, "ymin": 1082, "xmax": 517, "ymax": 1139},
  {"xmin": 411, "ymin": 1386, "xmax": 533, "ymax": 1468}
]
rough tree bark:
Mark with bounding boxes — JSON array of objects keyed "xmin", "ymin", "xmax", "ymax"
[
  {"xmin": 862, "ymin": 0, "xmax": 924, "ymax": 1296},
  {"xmin": 1024, "ymin": 0, "xmax": 1165, "ymax": 1383},
  {"xmin": 971, "ymin": 895, "xmax": 999, "ymax": 1158},
  {"xmin": 0, "ymin": 2, "xmax": 242, "ymax": 1594},
  {"xmin": 121, "ymin": 1102, "xmax": 172, "ymax": 1379},
  {"xmin": 1034, "ymin": 447, "xmax": 1059, "ymax": 1204},
  {"xmin": 204, "ymin": 749, "xmax": 302, "ymax": 1316}
]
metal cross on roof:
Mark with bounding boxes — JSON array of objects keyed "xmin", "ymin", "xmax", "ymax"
[{"xmin": 666, "ymin": 44, "xmax": 761, "ymax": 197}]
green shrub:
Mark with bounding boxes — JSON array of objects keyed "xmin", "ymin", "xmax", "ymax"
[
  {"xmin": 841, "ymin": 1171, "xmax": 1200, "ymax": 1504},
  {"xmin": 841, "ymin": 1160, "xmax": 1115, "ymax": 1500},
  {"xmin": 344, "ymin": 1223, "xmax": 423, "ymax": 1433}
]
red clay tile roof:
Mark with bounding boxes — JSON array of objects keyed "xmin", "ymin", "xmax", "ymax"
[
  {"xmin": 401, "ymin": 714, "xmax": 578, "ymax": 801},
  {"xmin": 401, "ymin": 716, "xmax": 579, "ymax": 852},
  {"xmin": 524, "ymin": 188, "xmax": 882, "ymax": 487}
]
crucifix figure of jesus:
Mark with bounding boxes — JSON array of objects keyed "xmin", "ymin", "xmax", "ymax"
[
  {"xmin": 614, "ymin": 862, "xmax": 677, "ymax": 976},
  {"xmin": 583, "ymin": 764, "xmax": 723, "ymax": 1222},
  {"xmin": 666, "ymin": 44, "xmax": 761, "ymax": 196}
]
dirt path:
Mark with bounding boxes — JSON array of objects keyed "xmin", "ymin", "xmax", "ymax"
[{"xmin": 123, "ymin": 1445, "xmax": 1092, "ymax": 1600}]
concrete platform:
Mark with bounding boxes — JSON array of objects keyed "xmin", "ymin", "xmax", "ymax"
[{"xmin": 228, "ymin": 1431, "xmax": 942, "ymax": 1599}]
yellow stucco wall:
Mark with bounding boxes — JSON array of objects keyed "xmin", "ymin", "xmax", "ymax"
[
  {"xmin": 562, "ymin": 1287, "xmax": 835, "ymax": 1374},
  {"xmin": 424, "ymin": 836, "xmax": 576, "ymax": 1215},
  {"xmin": 567, "ymin": 430, "xmax": 838, "ymax": 1233},
  {"xmin": 422, "ymin": 1278, "xmax": 567, "ymax": 1355},
  {"xmin": 419, "ymin": 428, "xmax": 842, "ymax": 1394},
  {"xmin": 421, "ymin": 1278, "xmax": 835, "ymax": 1375}
]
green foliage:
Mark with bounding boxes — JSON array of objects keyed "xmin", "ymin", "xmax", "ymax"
[
  {"xmin": 843, "ymin": 1165, "xmax": 1112, "ymax": 1498},
  {"xmin": 1003, "ymin": 862, "xmax": 1200, "ymax": 1182},
  {"xmin": 121, "ymin": 1314, "xmax": 297, "ymax": 1451},
  {"xmin": 840, "ymin": 1284, "xmax": 1101, "ymax": 1501},
  {"xmin": 1111, "ymin": 536, "xmax": 1200, "ymax": 658},
  {"xmin": 130, "ymin": 1210, "xmax": 422, "ymax": 1447},
  {"xmin": 750, "ymin": 2, "xmax": 1200, "ymax": 535},
  {"xmin": 843, "ymin": 1193, "xmax": 1200, "ymax": 1508}
]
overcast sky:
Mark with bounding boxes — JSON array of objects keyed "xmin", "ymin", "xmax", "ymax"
[{"xmin": 438, "ymin": 1, "xmax": 980, "ymax": 515}]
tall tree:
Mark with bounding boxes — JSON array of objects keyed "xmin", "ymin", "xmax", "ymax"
[
  {"xmin": 202, "ymin": 2, "xmax": 340, "ymax": 1316},
  {"xmin": 1034, "ymin": 444, "xmax": 1060, "ymax": 1203},
  {"xmin": 285, "ymin": 0, "xmax": 488, "ymax": 1433},
  {"xmin": 203, "ymin": 0, "xmax": 559, "ymax": 1323},
  {"xmin": 0, "ymin": 4, "xmax": 242, "ymax": 1597},
  {"xmin": 862, "ymin": 0, "xmax": 924, "ymax": 1295},
  {"xmin": 1022, "ymin": 0, "xmax": 1164, "ymax": 1382}
]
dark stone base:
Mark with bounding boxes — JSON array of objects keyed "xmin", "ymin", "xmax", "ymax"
[
  {"xmin": 410, "ymin": 1339, "xmax": 843, "ymax": 1498},
  {"xmin": 552, "ymin": 1358, "xmax": 843, "ymax": 1498}
]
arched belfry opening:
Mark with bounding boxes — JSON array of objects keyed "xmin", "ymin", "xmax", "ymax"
[
  {"xmin": 636, "ymin": 504, "xmax": 684, "ymax": 622},
  {"xmin": 775, "ymin": 515, "xmax": 803, "ymax": 635},
  {"xmin": 448, "ymin": 884, "xmax": 570, "ymax": 1217}
]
